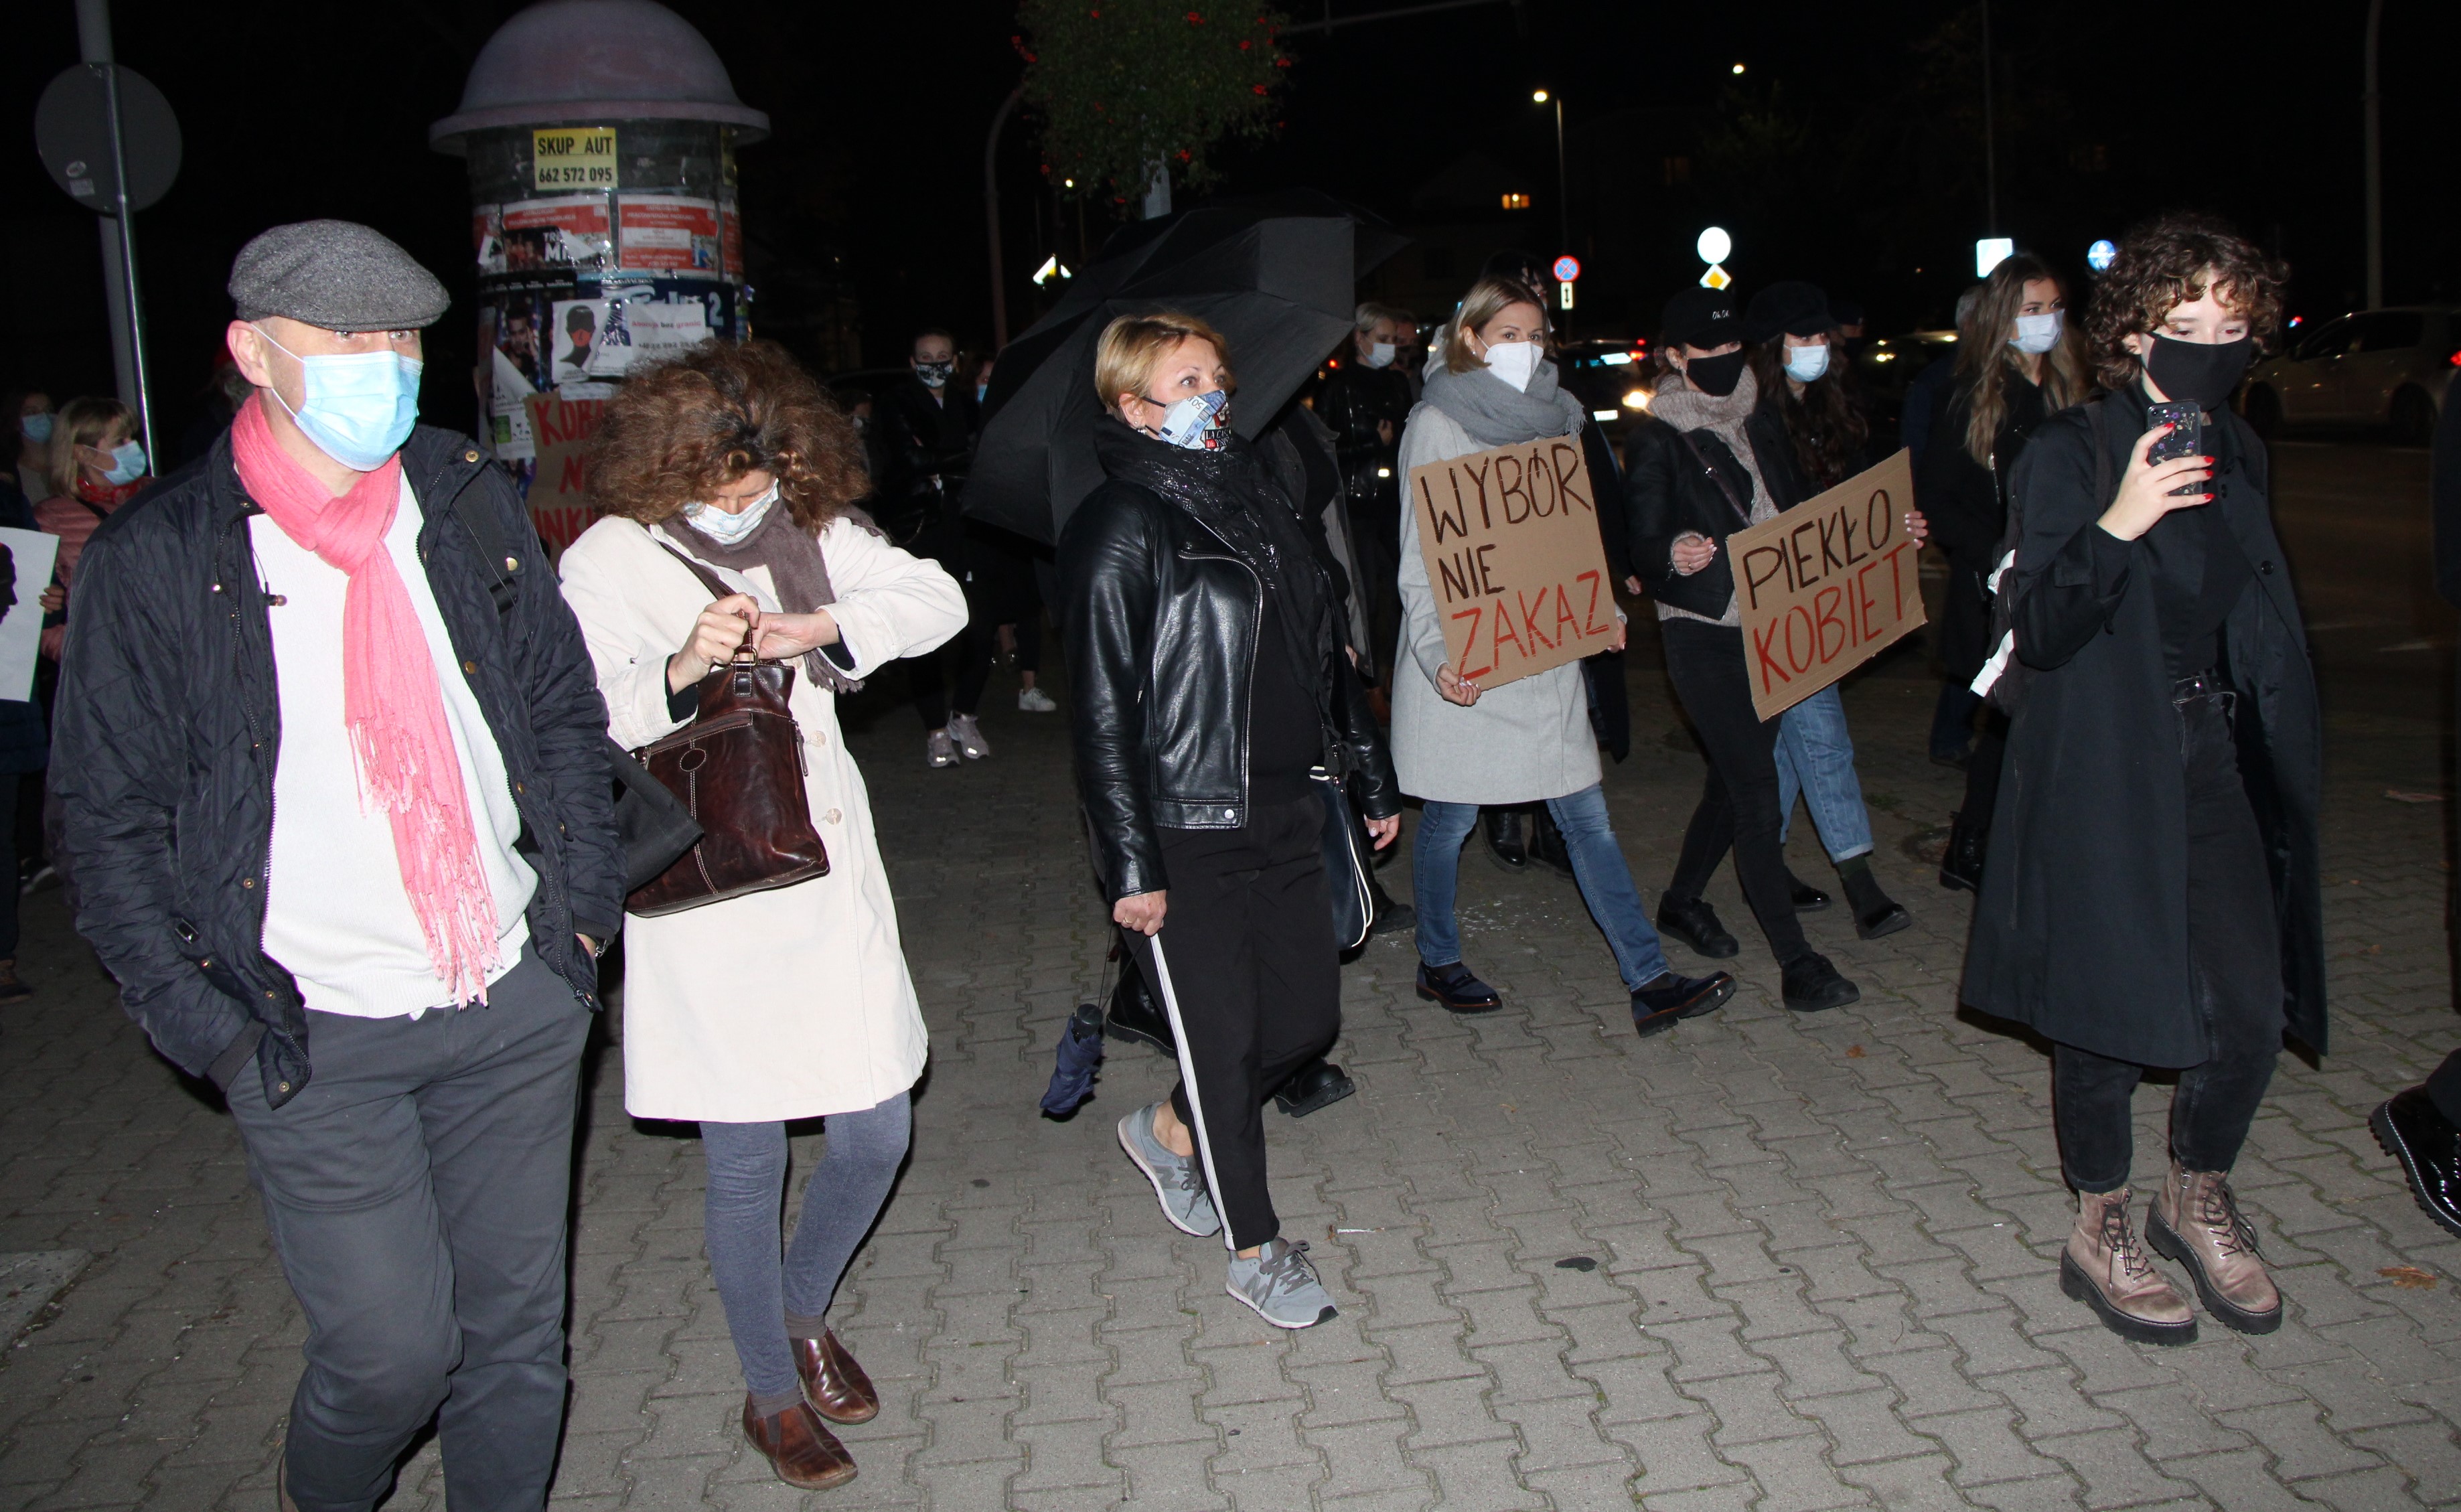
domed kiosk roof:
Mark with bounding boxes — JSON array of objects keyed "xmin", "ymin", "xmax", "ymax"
[{"xmin": 429, "ymin": 0, "xmax": 768, "ymax": 151}]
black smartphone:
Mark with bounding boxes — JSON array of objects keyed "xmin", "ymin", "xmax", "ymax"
[{"xmin": 2144, "ymin": 401, "xmax": 2206, "ymax": 498}]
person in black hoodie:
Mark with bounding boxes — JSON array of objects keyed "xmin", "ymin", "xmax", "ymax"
[
  {"xmin": 1920, "ymin": 255, "xmax": 2092, "ymax": 891},
  {"xmin": 878, "ymin": 329, "xmax": 988, "ymax": 768},
  {"xmin": 1062, "ymin": 311, "xmax": 1400, "ymax": 1331}
]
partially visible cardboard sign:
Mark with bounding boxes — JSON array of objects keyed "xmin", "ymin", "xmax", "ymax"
[
  {"xmin": 1408, "ymin": 435, "xmax": 1615, "ymax": 690},
  {"xmin": 0, "ymin": 528, "xmax": 59, "ymax": 700},
  {"xmin": 1729, "ymin": 448, "xmax": 1925, "ymax": 721},
  {"xmin": 522, "ymin": 392, "xmax": 608, "ymax": 551}
]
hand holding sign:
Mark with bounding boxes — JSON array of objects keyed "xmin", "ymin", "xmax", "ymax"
[
  {"xmin": 1409, "ymin": 435, "xmax": 1617, "ymax": 692},
  {"xmin": 1728, "ymin": 449, "xmax": 1927, "ymax": 721}
]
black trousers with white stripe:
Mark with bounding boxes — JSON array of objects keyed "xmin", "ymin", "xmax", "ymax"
[{"xmin": 1122, "ymin": 796, "xmax": 1341, "ymax": 1251}]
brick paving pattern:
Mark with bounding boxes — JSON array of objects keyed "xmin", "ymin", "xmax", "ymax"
[{"xmin": 2, "ymin": 656, "xmax": 2456, "ymax": 1509}]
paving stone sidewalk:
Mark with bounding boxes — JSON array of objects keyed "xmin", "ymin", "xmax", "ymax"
[{"xmin": 1, "ymin": 657, "xmax": 2456, "ymax": 1511}]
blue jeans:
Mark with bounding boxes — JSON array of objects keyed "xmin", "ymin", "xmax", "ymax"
[
  {"xmin": 1413, "ymin": 785, "xmax": 1672, "ymax": 991},
  {"xmin": 1773, "ymin": 686, "xmax": 1874, "ymax": 863}
]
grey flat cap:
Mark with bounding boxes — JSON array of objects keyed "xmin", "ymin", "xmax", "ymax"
[{"xmin": 228, "ymin": 220, "xmax": 450, "ymax": 331}]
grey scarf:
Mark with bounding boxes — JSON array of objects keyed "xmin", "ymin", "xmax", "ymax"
[
  {"xmin": 659, "ymin": 502, "xmax": 883, "ymax": 692},
  {"xmin": 1419, "ymin": 356, "xmax": 1586, "ymax": 449}
]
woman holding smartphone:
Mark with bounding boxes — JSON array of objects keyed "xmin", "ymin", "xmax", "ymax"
[{"xmin": 1966, "ymin": 214, "xmax": 2320, "ymax": 1345}]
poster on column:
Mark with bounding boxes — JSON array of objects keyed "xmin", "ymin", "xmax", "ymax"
[
  {"xmin": 617, "ymin": 195, "xmax": 721, "ymax": 277},
  {"xmin": 0, "ymin": 528, "xmax": 61, "ymax": 701},
  {"xmin": 500, "ymin": 197, "xmax": 611, "ymax": 276},
  {"xmin": 522, "ymin": 393, "xmax": 609, "ymax": 552},
  {"xmin": 1727, "ymin": 448, "xmax": 1927, "ymax": 722},
  {"xmin": 1406, "ymin": 434, "xmax": 1616, "ymax": 691},
  {"xmin": 549, "ymin": 294, "xmax": 711, "ymax": 380}
]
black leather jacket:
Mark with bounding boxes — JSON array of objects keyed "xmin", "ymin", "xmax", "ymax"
[
  {"xmin": 1061, "ymin": 424, "xmax": 1399, "ymax": 901},
  {"xmin": 1314, "ymin": 364, "xmax": 1414, "ymax": 512},
  {"xmin": 1623, "ymin": 406, "xmax": 1798, "ymax": 621}
]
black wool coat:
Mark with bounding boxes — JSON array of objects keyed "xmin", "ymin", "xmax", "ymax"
[
  {"xmin": 1918, "ymin": 374, "xmax": 2050, "ymax": 680},
  {"xmin": 1961, "ymin": 382, "xmax": 2325, "ymax": 1065}
]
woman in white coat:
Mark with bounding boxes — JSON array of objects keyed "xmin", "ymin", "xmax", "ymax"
[
  {"xmin": 1394, "ymin": 279, "xmax": 1734, "ymax": 1037},
  {"xmin": 558, "ymin": 340, "xmax": 965, "ymax": 1491}
]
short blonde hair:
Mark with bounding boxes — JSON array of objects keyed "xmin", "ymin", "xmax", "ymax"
[
  {"xmin": 1440, "ymin": 278, "xmax": 1553, "ymax": 376},
  {"xmin": 50, "ymin": 396, "xmax": 133, "ymax": 498},
  {"xmin": 1094, "ymin": 312, "xmax": 1235, "ymax": 419}
]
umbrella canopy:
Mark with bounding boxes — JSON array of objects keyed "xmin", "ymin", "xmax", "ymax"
[{"xmin": 966, "ymin": 192, "xmax": 1406, "ymax": 544}]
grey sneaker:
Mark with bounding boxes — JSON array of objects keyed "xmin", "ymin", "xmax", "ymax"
[
  {"xmin": 948, "ymin": 712, "xmax": 991, "ymax": 759},
  {"xmin": 1118, "ymin": 1103, "xmax": 1220, "ymax": 1236},
  {"xmin": 1018, "ymin": 686, "xmax": 1058, "ymax": 712},
  {"xmin": 1227, "ymin": 1238, "xmax": 1337, "ymax": 1329},
  {"xmin": 925, "ymin": 729, "xmax": 960, "ymax": 768}
]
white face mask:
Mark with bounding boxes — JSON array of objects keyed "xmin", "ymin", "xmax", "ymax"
[
  {"xmin": 2010, "ymin": 311, "xmax": 2064, "ymax": 354},
  {"xmin": 1361, "ymin": 341, "xmax": 1397, "ymax": 369},
  {"xmin": 1783, "ymin": 342, "xmax": 1832, "ymax": 383},
  {"xmin": 684, "ymin": 483, "xmax": 779, "ymax": 545},
  {"xmin": 1482, "ymin": 340, "xmax": 1541, "ymax": 392}
]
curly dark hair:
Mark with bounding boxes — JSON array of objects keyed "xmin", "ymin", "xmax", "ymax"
[
  {"xmin": 2085, "ymin": 212, "xmax": 2290, "ymax": 391},
  {"xmin": 587, "ymin": 338, "xmax": 869, "ymax": 530}
]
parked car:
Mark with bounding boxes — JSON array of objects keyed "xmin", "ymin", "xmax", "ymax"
[
  {"xmin": 2243, "ymin": 306, "xmax": 2458, "ymax": 444},
  {"xmin": 1556, "ymin": 336, "xmax": 1654, "ymax": 449}
]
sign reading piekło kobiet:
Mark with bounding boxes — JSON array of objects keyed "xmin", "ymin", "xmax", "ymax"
[
  {"xmin": 1408, "ymin": 436, "xmax": 1617, "ymax": 690},
  {"xmin": 1728, "ymin": 449, "xmax": 1926, "ymax": 721}
]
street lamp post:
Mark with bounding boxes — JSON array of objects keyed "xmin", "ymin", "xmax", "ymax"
[
  {"xmin": 1533, "ymin": 89, "xmax": 1568, "ymax": 264},
  {"xmin": 2363, "ymin": 0, "xmax": 2383, "ymax": 310}
]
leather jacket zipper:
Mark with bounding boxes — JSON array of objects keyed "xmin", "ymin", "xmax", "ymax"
[{"xmin": 1177, "ymin": 538, "xmax": 1262, "ymax": 819}]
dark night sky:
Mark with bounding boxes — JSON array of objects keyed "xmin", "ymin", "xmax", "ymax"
[{"xmin": 9, "ymin": 0, "xmax": 2457, "ymax": 442}]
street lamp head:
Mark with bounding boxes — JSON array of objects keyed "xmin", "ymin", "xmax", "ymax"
[
  {"xmin": 1730, "ymin": 62, "xmax": 1745, "ymax": 75},
  {"xmin": 1532, "ymin": 88, "xmax": 1549, "ymax": 103},
  {"xmin": 1696, "ymin": 226, "xmax": 1732, "ymax": 264}
]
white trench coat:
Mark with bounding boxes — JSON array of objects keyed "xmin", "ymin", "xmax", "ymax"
[{"xmin": 558, "ymin": 514, "xmax": 966, "ymax": 1122}]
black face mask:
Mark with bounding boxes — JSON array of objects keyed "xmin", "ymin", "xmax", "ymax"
[
  {"xmin": 2142, "ymin": 334, "xmax": 2252, "ymax": 412},
  {"xmin": 1685, "ymin": 348, "xmax": 1747, "ymax": 398}
]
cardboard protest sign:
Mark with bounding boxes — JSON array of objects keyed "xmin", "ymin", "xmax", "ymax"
[
  {"xmin": 522, "ymin": 392, "xmax": 609, "ymax": 552},
  {"xmin": 1409, "ymin": 436, "xmax": 1617, "ymax": 690},
  {"xmin": 1728, "ymin": 448, "xmax": 1925, "ymax": 721},
  {"xmin": 0, "ymin": 528, "xmax": 60, "ymax": 701}
]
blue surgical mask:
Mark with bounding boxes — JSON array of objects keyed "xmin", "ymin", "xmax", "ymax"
[
  {"xmin": 19, "ymin": 413, "xmax": 52, "ymax": 444},
  {"xmin": 1151, "ymin": 389, "xmax": 1231, "ymax": 450},
  {"xmin": 976, "ymin": 383, "xmax": 988, "ymax": 404},
  {"xmin": 1362, "ymin": 342, "xmax": 1397, "ymax": 370},
  {"xmin": 2010, "ymin": 311, "xmax": 2064, "ymax": 355},
  {"xmin": 103, "ymin": 440, "xmax": 149, "ymax": 485},
  {"xmin": 1783, "ymin": 343, "xmax": 1831, "ymax": 383},
  {"xmin": 684, "ymin": 484, "xmax": 778, "ymax": 546},
  {"xmin": 256, "ymin": 325, "xmax": 423, "ymax": 471}
]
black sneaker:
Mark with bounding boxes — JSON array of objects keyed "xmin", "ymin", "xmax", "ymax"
[
  {"xmin": 1415, "ymin": 960, "xmax": 1503, "ymax": 1013},
  {"xmin": 1854, "ymin": 899, "xmax": 1913, "ymax": 939},
  {"xmin": 1780, "ymin": 953, "xmax": 1859, "ymax": 1013},
  {"xmin": 1274, "ymin": 1059, "xmax": 1358, "ymax": 1118},
  {"xmin": 1630, "ymin": 971, "xmax": 1735, "ymax": 1037},
  {"xmin": 1787, "ymin": 873, "xmax": 1832, "ymax": 912},
  {"xmin": 1655, "ymin": 893, "xmax": 1740, "ymax": 959}
]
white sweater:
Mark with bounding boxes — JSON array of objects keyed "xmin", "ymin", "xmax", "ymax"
[{"xmin": 251, "ymin": 478, "xmax": 536, "ymax": 1018}]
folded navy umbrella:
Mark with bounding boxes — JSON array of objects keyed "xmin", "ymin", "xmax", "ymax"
[{"xmin": 1039, "ymin": 1001, "xmax": 1108, "ymax": 1119}]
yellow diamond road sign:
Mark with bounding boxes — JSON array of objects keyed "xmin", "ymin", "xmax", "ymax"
[{"xmin": 1699, "ymin": 263, "xmax": 1732, "ymax": 291}]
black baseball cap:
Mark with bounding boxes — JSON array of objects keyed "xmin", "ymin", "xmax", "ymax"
[{"xmin": 1661, "ymin": 287, "xmax": 1740, "ymax": 349}]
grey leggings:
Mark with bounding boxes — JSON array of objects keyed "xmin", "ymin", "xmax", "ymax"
[{"xmin": 702, "ymin": 1091, "xmax": 911, "ymax": 1412}]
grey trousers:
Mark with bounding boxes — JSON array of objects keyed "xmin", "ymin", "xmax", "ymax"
[{"xmin": 226, "ymin": 947, "xmax": 590, "ymax": 1512}]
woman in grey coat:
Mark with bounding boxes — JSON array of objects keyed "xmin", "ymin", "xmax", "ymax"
[{"xmin": 1394, "ymin": 277, "xmax": 1732, "ymax": 1037}]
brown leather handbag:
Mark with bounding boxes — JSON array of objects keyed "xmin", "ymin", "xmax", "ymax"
[{"xmin": 625, "ymin": 555, "xmax": 831, "ymax": 917}]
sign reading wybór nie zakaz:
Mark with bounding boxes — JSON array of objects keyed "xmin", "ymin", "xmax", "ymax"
[
  {"xmin": 1409, "ymin": 436, "xmax": 1616, "ymax": 690},
  {"xmin": 1729, "ymin": 448, "xmax": 1926, "ymax": 721}
]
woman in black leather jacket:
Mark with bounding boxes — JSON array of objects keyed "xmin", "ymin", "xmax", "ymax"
[{"xmin": 1059, "ymin": 312, "xmax": 1400, "ymax": 1332}]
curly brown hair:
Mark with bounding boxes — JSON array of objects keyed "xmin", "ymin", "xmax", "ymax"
[
  {"xmin": 2085, "ymin": 213, "xmax": 2290, "ymax": 390},
  {"xmin": 587, "ymin": 338, "xmax": 869, "ymax": 530}
]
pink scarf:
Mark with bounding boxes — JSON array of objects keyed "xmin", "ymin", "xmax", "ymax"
[{"xmin": 230, "ymin": 396, "xmax": 500, "ymax": 1005}]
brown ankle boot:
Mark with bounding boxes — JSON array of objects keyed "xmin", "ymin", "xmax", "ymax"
[
  {"xmin": 741, "ymin": 1394, "xmax": 858, "ymax": 1491},
  {"xmin": 2146, "ymin": 1162, "xmax": 2282, "ymax": 1334},
  {"xmin": 2059, "ymin": 1187, "xmax": 2196, "ymax": 1345}
]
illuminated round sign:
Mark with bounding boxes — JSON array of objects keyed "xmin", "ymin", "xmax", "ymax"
[
  {"xmin": 2087, "ymin": 238, "xmax": 2117, "ymax": 273},
  {"xmin": 1552, "ymin": 255, "xmax": 1581, "ymax": 283},
  {"xmin": 1696, "ymin": 226, "xmax": 1731, "ymax": 264}
]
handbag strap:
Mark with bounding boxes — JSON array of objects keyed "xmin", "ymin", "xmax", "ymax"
[
  {"xmin": 655, "ymin": 534, "xmax": 739, "ymax": 603},
  {"xmin": 1673, "ymin": 430, "xmax": 1755, "ymax": 528}
]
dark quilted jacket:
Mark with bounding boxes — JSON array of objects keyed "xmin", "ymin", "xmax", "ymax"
[{"xmin": 50, "ymin": 425, "xmax": 623, "ymax": 1110}]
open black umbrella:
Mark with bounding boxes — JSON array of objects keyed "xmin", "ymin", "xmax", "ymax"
[{"xmin": 966, "ymin": 191, "xmax": 1407, "ymax": 544}]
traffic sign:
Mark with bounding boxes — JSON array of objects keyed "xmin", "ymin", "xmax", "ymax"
[
  {"xmin": 1700, "ymin": 264, "xmax": 1732, "ymax": 291},
  {"xmin": 35, "ymin": 64, "xmax": 182, "ymax": 215},
  {"xmin": 1552, "ymin": 255, "xmax": 1581, "ymax": 283},
  {"xmin": 2087, "ymin": 239, "xmax": 2117, "ymax": 273}
]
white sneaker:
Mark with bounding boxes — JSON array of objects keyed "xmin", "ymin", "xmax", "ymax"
[
  {"xmin": 925, "ymin": 730, "xmax": 959, "ymax": 768},
  {"xmin": 1018, "ymin": 686, "xmax": 1059, "ymax": 713},
  {"xmin": 947, "ymin": 712, "xmax": 990, "ymax": 759}
]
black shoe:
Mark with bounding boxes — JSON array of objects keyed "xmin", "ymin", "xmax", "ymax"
[
  {"xmin": 1787, "ymin": 873, "xmax": 1831, "ymax": 912},
  {"xmin": 1104, "ymin": 967, "xmax": 1176, "ymax": 1054},
  {"xmin": 1630, "ymin": 971, "xmax": 1736, "ymax": 1037},
  {"xmin": 2372, "ymin": 1087, "xmax": 2461, "ymax": 1239},
  {"xmin": 1368, "ymin": 897, "xmax": 1416, "ymax": 938},
  {"xmin": 1781, "ymin": 953, "xmax": 1859, "ymax": 1013},
  {"xmin": 1655, "ymin": 893, "xmax": 1740, "ymax": 959},
  {"xmin": 1481, "ymin": 810, "xmax": 1530, "ymax": 871},
  {"xmin": 1415, "ymin": 960, "xmax": 1503, "ymax": 1013},
  {"xmin": 1939, "ymin": 809, "xmax": 1988, "ymax": 893},
  {"xmin": 1527, "ymin": 808, "xmax": 1576, "ymax": 881},
  {"xmin": 1274, "ymin": 1059, "xmax": 1357, "ymax": 1117},
  {"xmin": 1854, "ymin": 899, "xmax": 1913, "ymax": 940}
]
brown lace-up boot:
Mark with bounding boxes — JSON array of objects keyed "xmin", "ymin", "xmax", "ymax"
[
  {"xmin": 2058, "ymin": 1187, "xmax": 2197, "ymax": 1345},
  {"xmin": 2146, "ymin": 1162, "xmax": 2283, "ymax": 1334}
]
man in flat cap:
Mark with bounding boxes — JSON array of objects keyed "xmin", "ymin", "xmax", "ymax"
[{"xmin": 51, "ymin": 220, "xmax": 622, "ymax": 1511}]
